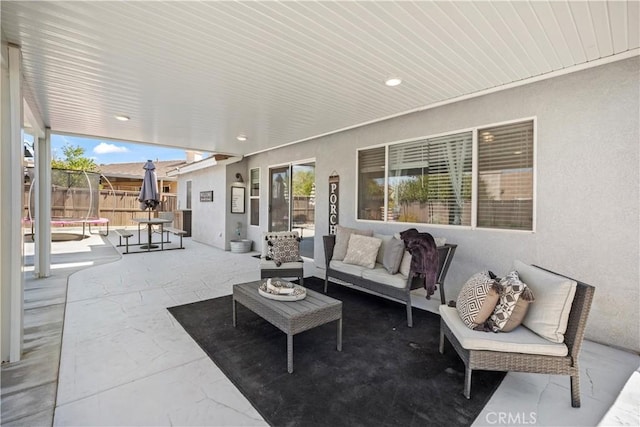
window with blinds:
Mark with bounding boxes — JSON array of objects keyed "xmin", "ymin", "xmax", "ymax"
[
  {"xmin": 387, "ymin": 132, "xmax": 472, "ymax": 225},
  {"xmin": 477, "ymin": 121, "xmax": 534, "ymax": 230},
  {"xmin": 357, "ymin": 147, "xmax": 385, "ymax": 220},
  {"xmin": 356, "ymin": 119, "xmax": 534, "ymax": 230}
]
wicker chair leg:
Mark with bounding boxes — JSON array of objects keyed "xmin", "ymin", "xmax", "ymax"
[
  {"xmin": 439, "ymin": 329, "xmax": 445, "ymax": 354},
  {"xmin": 406, "ymin": 303, "xmax": 413, "ymax": 327},
  {"xmin": 464, "ymin": 367, "xmax": 472, "ymax": 399},
  {"xmin": 324, "ymin": 276, "xmax": 328, "ymax": 293},
  {"xmin": 300, "ymin": 275, "xmax": 304, "ymax": 286},
  {"xmin": 570, "ymin": 374, "xmax": 581, "ymax": 408}
]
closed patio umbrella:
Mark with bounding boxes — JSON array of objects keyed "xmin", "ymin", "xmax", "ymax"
[
  {"xmin": 138, "ymin": 160, "xmax": 160, "ymax": 219},
  {"xmin": 138, "ymin": 160, "xmax": 161, "ymax": 249}
]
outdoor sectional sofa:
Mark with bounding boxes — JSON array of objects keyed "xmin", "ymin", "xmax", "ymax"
[{"xmin": 323, "ymin": 228, "xmax": 457, "ymax": 327}]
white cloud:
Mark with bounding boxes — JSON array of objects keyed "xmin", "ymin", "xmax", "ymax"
[{"xmin": 93, "ymin": 142, "xmax": 129, "ymax": 154}]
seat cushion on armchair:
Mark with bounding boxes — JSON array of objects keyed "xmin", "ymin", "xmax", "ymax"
[
  {"xmin": 260, "ymin": 259, "xmax": 303, "ymax": 270},
  {"xmin": 440, "ymin": 305, "xmax": 568, "ymax": 356}
]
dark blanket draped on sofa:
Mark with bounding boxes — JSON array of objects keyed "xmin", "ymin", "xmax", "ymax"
[{"xmin": 400, "ymin": 228, "xmax": 439, "ymax": 299}]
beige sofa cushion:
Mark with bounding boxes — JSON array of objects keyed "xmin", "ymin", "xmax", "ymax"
[
  {"xmin": 373, "ymin": 234, "xmax": 394, "ymax": 264},
  {"xmin": 332, "ymin": 225, "xmax": 373, "ymax": 261},
  {"xmin": 362, "ymin": 266, "xmax": 408, "ymax": 289},
  {"xmin": 398, "ymin": 250, "xmax": 412, "ymax": 276},
  {"xmin": 382, "ymin": 237, "xmax": 405, "ymax": 274},
  {"xmin": 329, "ymin": 260, "xmax": 367, "ymax": 278},
  {"xmin": 515, "ymin": 261, "xmax": 577, "ymax": 343},
  {"xmin": 440, "ymin": 305, "xmax": 568, "ymax": 357}
]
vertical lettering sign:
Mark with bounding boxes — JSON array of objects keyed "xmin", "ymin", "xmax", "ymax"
[{"xmin": 329, "ymin": 174, "xmax": 339, "ymax": 235}]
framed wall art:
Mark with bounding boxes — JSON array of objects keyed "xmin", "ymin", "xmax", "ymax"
[{"xmin": 231, "ymin": 186, "xmax": 245, "ymax": 214}]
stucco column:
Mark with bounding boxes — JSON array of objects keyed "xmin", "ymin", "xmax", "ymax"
[
  {"xmin": 0, "ymin": 44, "xmax": 24, "ymax": 362},
  {"xmin": 34, "ymin": 131, "xmax": 51, "ymax": 277}
]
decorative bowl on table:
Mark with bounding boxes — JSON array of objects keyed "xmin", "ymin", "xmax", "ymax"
[{"xmin": 258, "ymin": 278, "xmax": 307, "ymax": 301}]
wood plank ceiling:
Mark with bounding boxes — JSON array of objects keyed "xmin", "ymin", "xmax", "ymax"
[{"xmin": 2, "ymin": 1, "xmax": 638, "ymax": 156}]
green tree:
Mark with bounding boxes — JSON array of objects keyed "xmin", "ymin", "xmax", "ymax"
[
  {"xmin": 292, "ymin": 170, "xmax": 315, "ymax": 196},
  {"xmin": 51, "ymin": 143, "xmax": 98, "ymax": 172}
]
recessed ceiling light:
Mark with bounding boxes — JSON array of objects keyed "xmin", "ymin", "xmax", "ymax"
[
  {"xmin": 236, "ymin": 134, "xmax": 247, "ymax": 142},
  {"xmin": 384, "ymin": 77, "xmax": 402, "ymax": 87},
  {"xmin": 114, "ymin": 115, "xmax": 130, "ymax": 121},
  {"xmin": 513, "ymin": 151, "xmax": 523, "ymax": 155}
]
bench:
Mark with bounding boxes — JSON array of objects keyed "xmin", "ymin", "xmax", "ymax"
[
  {"xmin": 324, "ymin": 229, "xmax": 457, "ymax": 327},
  {"xmin": 163, "ymin": 227, "xmax": 187, "ymax": 249},
  {"xmin": 114, "ymin": 229, "xmax": 134, "ymax": 253}
]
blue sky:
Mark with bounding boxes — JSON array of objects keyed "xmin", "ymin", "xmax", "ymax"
[{"xmin": 50, "ymin": 134, "xmax": 196, "ymax": 165}]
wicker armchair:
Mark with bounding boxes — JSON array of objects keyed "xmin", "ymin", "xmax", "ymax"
[
  {"xmin": 439, "ymin": 266, "xmax": 595, "ymax": 407},
  {"xmin": 259, "ymin": 231, "xmax": 304, "ymax": 285}
]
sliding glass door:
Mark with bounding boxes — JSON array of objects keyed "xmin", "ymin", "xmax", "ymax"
[
  {"xmin": 269, "ymin": 162, "xmax": 316, "ymax": 257},
  {"xmin": 269, "ymin": 166, "xmax": 290, "ymax": 232}
]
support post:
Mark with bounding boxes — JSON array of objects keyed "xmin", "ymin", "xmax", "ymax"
[
  {"xmin": 1, "ymin": 44, "xmax": 25, "ymax": 362},
  {"xmin": 35, "ymin": 131, "xmax": 51, "ymax": 277}
]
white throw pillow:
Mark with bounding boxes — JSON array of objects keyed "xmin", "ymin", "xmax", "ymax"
[
  {"xmin": 343, "ymin": 234, "xmax": 382, "ymax": 269},
  {"xmin": 332, "ymin": 225, "xmax": 374, "ymax": 261},
  {"xmin": 516, "ymin": 260, "xmax": 577, "ymax": 343}
]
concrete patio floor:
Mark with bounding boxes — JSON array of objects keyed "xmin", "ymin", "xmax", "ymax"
[{"xmin": 2, "ymin": 230, "xmax": 638, "ymax": 426}]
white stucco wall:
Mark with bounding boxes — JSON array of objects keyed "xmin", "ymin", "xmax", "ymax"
[
  {"xmin": 176, "ymin": 160, "xmax": 249, "ymax": 251},
  {"xmin": 244, "ymin": 57, "xmax": 640, "ymax": 352},
  {"xmin": 177, "ymin": 166, "xmax": 227, "ymax": 250}
]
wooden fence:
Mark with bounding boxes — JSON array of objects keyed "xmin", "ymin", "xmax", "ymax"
[
  {"xmin": 24, "ymin": 187, "xmax": 177, "ymax": 227},
  {"xmin": 98, "ymin": 190, "xmax": 177, "ymax": 226}
]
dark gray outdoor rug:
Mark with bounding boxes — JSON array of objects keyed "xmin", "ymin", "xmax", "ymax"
[{"xmin": 168, "ymin": 277, "xmax": 505, "ymax": 427}]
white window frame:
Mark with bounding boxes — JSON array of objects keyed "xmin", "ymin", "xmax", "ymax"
[
  {"xmin": 249, "ymin": 167, "xmax": 260, "ymax": 227},
  {"xmin": 185, "ymin": 180, "xmax": 192, "ymax": 210},
  {"xmin": 355, "ymin": 117, "xmax": 536, "ymax": 232}
]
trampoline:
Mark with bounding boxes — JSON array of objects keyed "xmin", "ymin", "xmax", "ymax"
[{"xmin": 25, "ymin": 168, "xmax": 114, "ymax": 238}]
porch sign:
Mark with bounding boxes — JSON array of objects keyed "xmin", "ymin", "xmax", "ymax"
[{"xmin": 329, "ymin": 174, "xmax": 339, "ymax": 235}]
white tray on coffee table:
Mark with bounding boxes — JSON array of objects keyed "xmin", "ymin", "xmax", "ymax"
[{"xmin": 258, "ymin": 278, "xmax": 307, "ymax": 301}]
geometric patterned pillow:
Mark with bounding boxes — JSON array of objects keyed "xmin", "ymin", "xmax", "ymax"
[
  {"xmin": 264, "ymin": 232, "xmax": 299, "ymax": 260},
  {"xmin": 456, "ymin": 271, "xmax": 502, "ymax": 330},
  {"xmin": 489, "ymin": 271, "xmax": 535, "ymax": 332},
  {"xmin": 271, "ymin": 238, "xmax": 300, "ymax": 267}
]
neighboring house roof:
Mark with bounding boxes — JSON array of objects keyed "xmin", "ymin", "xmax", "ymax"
[{"xmin": 98, "ymin": 160, "xmax": 186, "ymax": 180}]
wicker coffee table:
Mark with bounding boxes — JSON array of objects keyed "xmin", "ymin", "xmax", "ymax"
[{"xmin": 232, "ymin": 280, "xmax": 343, "ymax": 373}]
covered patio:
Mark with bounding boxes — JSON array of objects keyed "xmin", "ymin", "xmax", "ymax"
[
  {"xmin": 1, "ymin": 1, "xmax": 639, "ymax": 426},
  {"xmin": 2, "ymin": 233, "xmax": 639, "ymax": 425}
]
